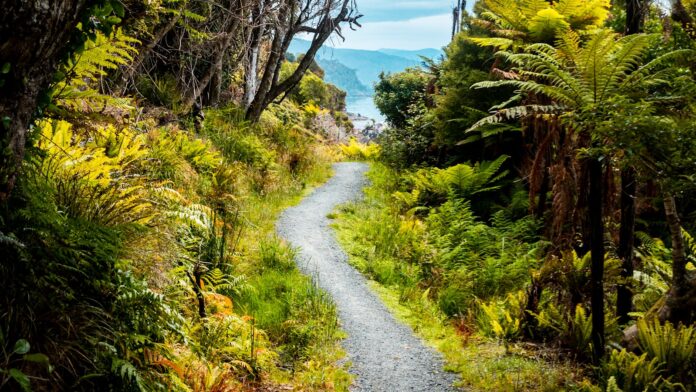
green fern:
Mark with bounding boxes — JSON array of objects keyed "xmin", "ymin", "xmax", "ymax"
[
  {"xmin": 637, "ymin": 319, "xmax": 696, "ymax": 375},
  {"xmin": 202, "ymin": 268, "xmax": 248, "ymax": 296},
  {"xmin": 396, "ymin": 156, "xmax": 510, "ymax": 208},
  {"xmin": 470, "ymin": 0, "xmax": 610, "ymax": 48},
  {"xmin": 467, "ymin": 29, "xmax": 687, "ymax": 140},
  {"xmin": 51, "ymin": 27, "xmax": 139, "ymax": 116},
  {"xmin": 33, "ymin": 120, "xmax": 153, "ymax": 226},
  {"xmin": 603, "ymin": 348, "xmax": 667, "ymax": 391}
]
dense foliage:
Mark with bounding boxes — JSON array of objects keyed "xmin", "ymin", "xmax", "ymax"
[
  {"xmin": 0, "ymin": 4, "xmax": 358, "ymax": 389},
  {"xmin": 4, "ymin": 0, "xmax": 696, "ymax": 391},
  {"xmin": 357, "ymin": 0, "xmax": 696, "ymax": 390}
]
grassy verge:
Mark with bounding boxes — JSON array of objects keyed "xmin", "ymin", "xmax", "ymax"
[
  {"xmin": 331, "ymin": 162, "xmax": 593, "ymax": 391},
  {"xmin": 229, "ymin": 155, "xmax": 352, "ymax": 390}
]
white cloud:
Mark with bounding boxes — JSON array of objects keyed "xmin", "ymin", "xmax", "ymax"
[{"xmin": 326, "ymin": 13, "xmax": 452, "ymax": 50}]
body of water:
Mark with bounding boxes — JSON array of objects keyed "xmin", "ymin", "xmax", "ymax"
[{"xmin": 346, "ymin": 95, "xmax": 385, "ymax": 122}]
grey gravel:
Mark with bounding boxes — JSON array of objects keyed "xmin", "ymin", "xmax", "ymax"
[{"xmin": 277, "ymin": 162, "xmax": 458, "ymax": 392}]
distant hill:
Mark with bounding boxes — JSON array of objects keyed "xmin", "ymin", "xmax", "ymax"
[
  {"xmin": 315, "ymin": 59, "xmax": 371, "ymax": 97},
  {"xmin": 288, "ymin": 39, "xmax": 442, "ymax": 92},
  {"xmin": 377, "ymin": 48, "xmax": 444, "ymax": 62}
]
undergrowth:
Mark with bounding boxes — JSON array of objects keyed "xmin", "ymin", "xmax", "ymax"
[
  {"xmin": 0, "ymin": 101, "xmax": 350, "ymax": 391},
  {"xmin": 332, "ymin": 162, "xmax": 593, "ymax": 391}
]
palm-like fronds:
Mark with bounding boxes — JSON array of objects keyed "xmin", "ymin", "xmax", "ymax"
[
  {"xmin": 471, "ymin": 0, "xmax": 610, "ymax": 48},
  {"xmin": 467, "ymin": 30, "xmax": 679, "ymax": 134}
]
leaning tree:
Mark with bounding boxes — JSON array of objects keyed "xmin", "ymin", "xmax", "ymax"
[{"xmin": 243, "ymin": 0, "xmax": 362, "ymax": 121}]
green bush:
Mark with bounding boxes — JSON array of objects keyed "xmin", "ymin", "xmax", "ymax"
[
  {"xmin": 638, "ymin": 319, "xmax": 696, "ymax": 379},
  {"xmin": 603, "ymin": 348, "xmax": 668, "ymax": 392}
]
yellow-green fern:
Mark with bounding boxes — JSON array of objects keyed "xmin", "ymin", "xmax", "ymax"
[
  {"xmin": 470, "ymin": 0, "xmax": 610, "ymax": 48},
  {"xmin": 34, "ymin": 119, "xmax": 153, "ymax": 225},
  {"xmin": 637, "ymin": 319, "xmax": 696, "ymax": 375},
  {"xmin": 52, "ymin": 27, "xmax": 139, "ymax": 116}
]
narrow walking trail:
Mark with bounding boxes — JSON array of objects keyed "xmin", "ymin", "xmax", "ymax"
[{"xmin": 277, "ymin": 162, "xmax": 457, "ymax": 391}]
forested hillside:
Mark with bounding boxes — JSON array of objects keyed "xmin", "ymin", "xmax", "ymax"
[{"xmin": 288, "ymin": 39, "xmax": 436, "ymax": 90}]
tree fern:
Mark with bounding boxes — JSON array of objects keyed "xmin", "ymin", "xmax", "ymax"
[
  {"xmin": 470, "ymin": 0, "xmax": 610, "ymax": 48},
  {"xmin": 467, "ymin": 29, "xmax": 685, "ymax": 138}
]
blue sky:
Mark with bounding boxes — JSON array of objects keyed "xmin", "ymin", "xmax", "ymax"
[{"xmin": 327, "ymin": 1, "xmax": 473, "ymax": 50}]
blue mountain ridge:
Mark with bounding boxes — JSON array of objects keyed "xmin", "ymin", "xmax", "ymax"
[{"xmin": 288, "ymin": 39, "xmax": 443, "ymax": 96}]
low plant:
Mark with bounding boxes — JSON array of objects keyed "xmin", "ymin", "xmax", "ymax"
[
  {"xmin": 476, "ymin": 292, "xmax": 524, "ymax": 348},
  {"xmin": 0, "ymin": 336, "xmax": 51, "ymax": 391},
  {"xmin": 602, "ymin": 348, "xmax": 669, "ymax": 391},
  {"xmin": 637, "ymin": 319, "xmax": 696, "ymax": 379},
  {"xmin": 339, "ymin": 138, "xmax": 381, "ymax": 161}
]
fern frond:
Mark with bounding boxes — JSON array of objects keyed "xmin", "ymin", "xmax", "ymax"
[
  {"xmin": 52, "ymin": 28, "xmax": 139, "ymax": 117},
  {"xmin": 469, "ymin": 37, "xmax": 515, "ymax": 49},
  {"xmin": 466, "ymin": 105, "xmax": 562, "ymax": 132}
]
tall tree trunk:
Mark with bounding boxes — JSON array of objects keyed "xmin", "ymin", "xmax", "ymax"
[
  {"xmin": 589, "ymin": 158, "xmax": 605, "ymax": 362},
  {"xmin": 243, "ymin": 0, "xmax": 265, "ymax": 109},
  {"xmin": 617, "ymin": 168, "xmax": 636, "ymax": 324},
  {"xmin": 0, "ymin": 0, "xmax": 94, "ymax": 201},
  {"xmin": 244, "ymin": 43, "xmax": 262, "ymax": 109},
  {"xmin": 626, "ymin": 0, "xmax": 645, "ymax": 35},
  {"xmin": 622, "ymin": 193, "xmax": 695, "ymax": 347},
  {"xmin": 616, "ymin": 0, "xmax": 643, "ymax": 326},
  {"xmin": 663, "ymin": 194, "xmax": 692, "ymax": 323},
  {"xmin": 187, "ymin": 270, "xmax": 207, "ymax": 319}
]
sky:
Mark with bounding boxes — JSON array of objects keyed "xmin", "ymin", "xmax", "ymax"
[{"xmin": 326, "ymin": 0, "xmax": 474, "ymax": 51}]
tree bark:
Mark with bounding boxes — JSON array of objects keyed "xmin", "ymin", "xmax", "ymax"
[
  {"xmin": 625, "ymin": 0, "xmax": 646, "ymax": 35},
  {"xmin": 245, "ymin": 0, "xmax": 359, "ymax": 121},
  {"xmin": 622, "ymin": 193, "xmax": 696, "ymax": 348},
  {"xmin": 662, "ymin": 194, "xmax": 693, "ymax": 323},
  {"xmin": 617, "ymin": 167, "xmax": 636, "ymax": 324},
  {"xmin": 589, "ymin": 158, "xmax": 605, "ymax": 362},
  {"xmin": 0, "ymin": 0, "xmax": 94, "ymax": 201},
  {"xmin": 616, "ymin": 0, "xmax": 643, "ymax": 326},
  {"xmin": 187, "ymin": 270, "xmax": 207, "ymax": 319},
  {"xmin": 181, "ymin": 0, "xmax": 244, "ymax": 111},
  {"xmin": 243, "ymin": 0, "xmax": 266, "ymax": 109}
]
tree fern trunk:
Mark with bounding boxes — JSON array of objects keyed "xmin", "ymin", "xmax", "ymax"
[
  {"xmin": 625, "ymin": 0, "xmax": 645, "ymax": 35},
  {"xmin": 663, "ymin": 194, "xmax": 693, "ymax": 323},
  {"xmin": 589, "ymin": 158, "xmax": 605, "ymax": 362},
  {"xmin": 617, "ymin": 167, "xmax": 636, "ymax": 324}
]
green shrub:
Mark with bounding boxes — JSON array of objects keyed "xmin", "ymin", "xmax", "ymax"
[
  {"xmin": 476, "ymin": 292, "xmax": 525, "ymax": 345},
  {"xmin": 638, "ymin": 319, "xmax": 696, "ymax": 378},
  {"xmin": 603, "ymin": 349, "xmax": 668, "ymax": 392},
  {"xmin": 238, "ymin": 270, "xmax": 338, "ymax": 366},
  {"xmin": 340, "ymin": 138, "xmax": 381, "ymax": 161}
]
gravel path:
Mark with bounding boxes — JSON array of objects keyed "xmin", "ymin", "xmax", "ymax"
[{"xmin": 277, "ymin": 162, "xmax": 458, "ymax": 392}]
